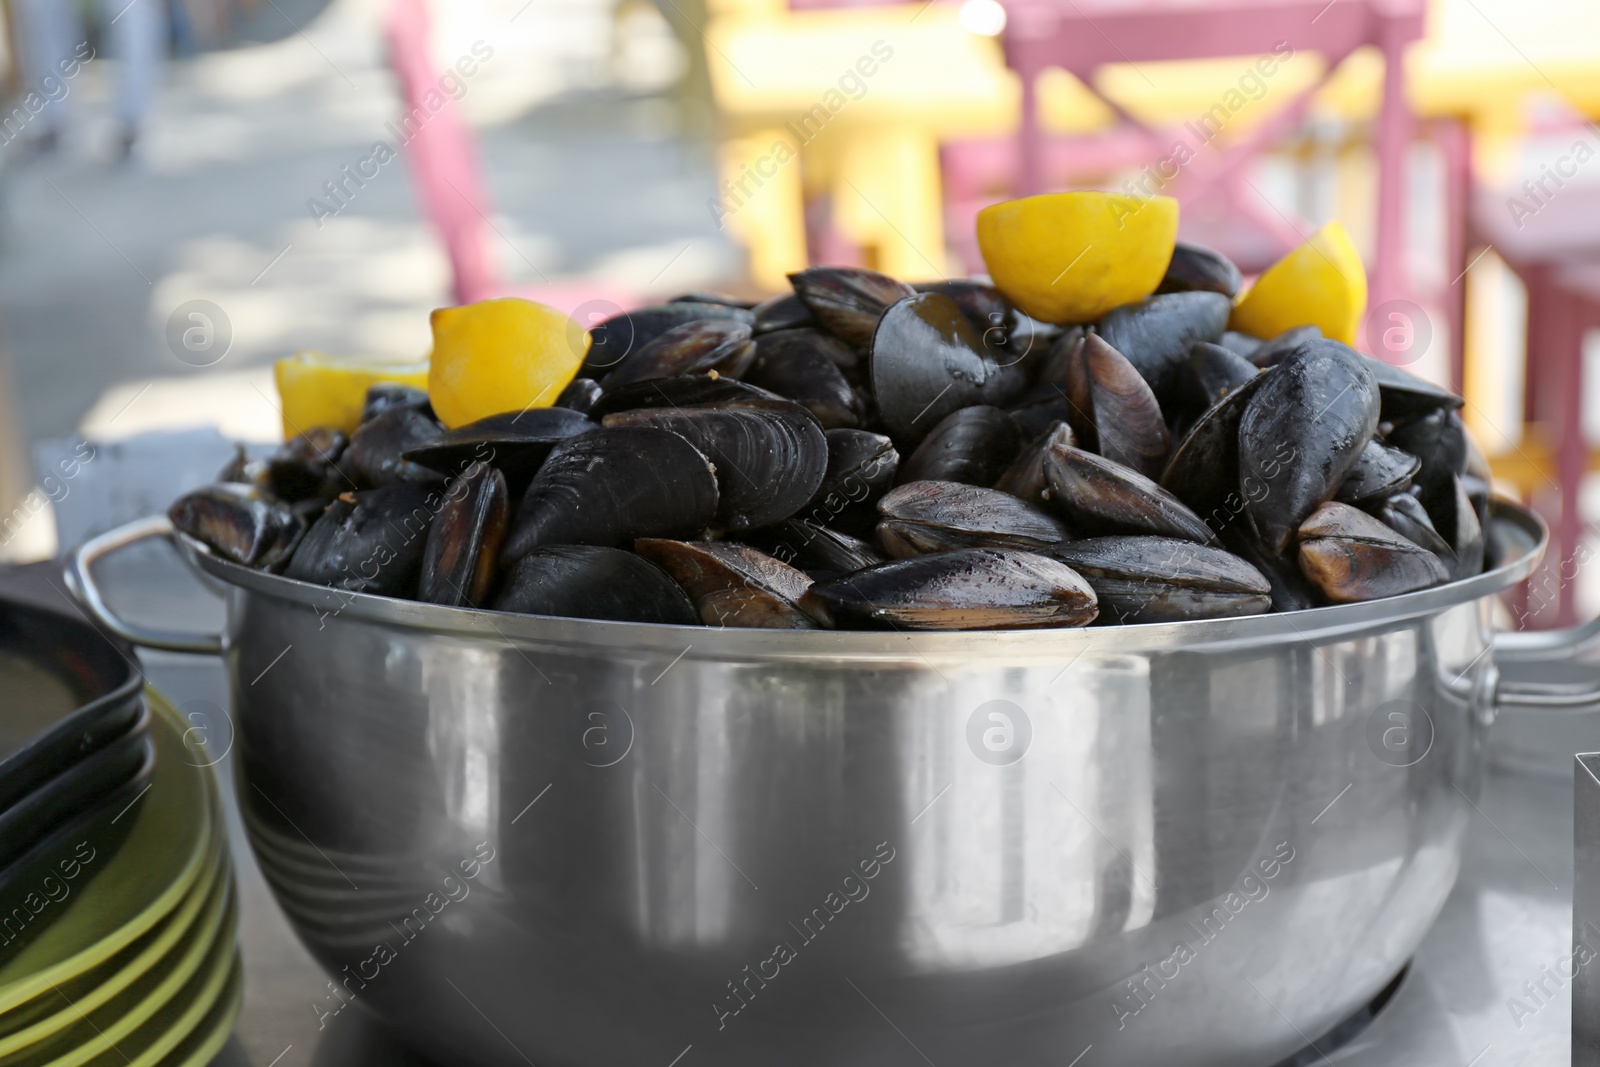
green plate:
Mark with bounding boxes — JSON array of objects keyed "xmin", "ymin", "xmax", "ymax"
[
  {"xmin": 0, "ymin": 833, "xmax": 228, "ymax": 1056},
  {"xmin": 155, "ymin": 952, "xmax": 242, "ymax": 1067},
  {"xmin": 0, "ymin": 691, "xmax": 216, "ymax": 1014}
]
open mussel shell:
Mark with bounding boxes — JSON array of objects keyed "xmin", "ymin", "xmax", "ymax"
[
  {"xmin": 870, "ymin": 292, "xmax": 1011, "ymax": 444},
  {"xmin": 403, "ymin": 407, "xmax": 594, "ymax": 489},
  {"xmin": 751, "ymin": 292, "xmax": 817, "ymax": 334},
  {"xmin": 743, "ymin": 329, "xmax": 865, "ymax": 428},
  {"xmin": 361, "ymin": 383, "xmax": 431, "ymax": 423},
  {"xmin": 1046, "ymin": 536, "xmax": 1271, "ymax": 623},
  {"xmin": 265, "ymin": 427, "xmax": 349, "ymax": 503},
  {"xmin": 1156, "ymin": 242, "xmax": 1242, "ymax": 298},
  {"xmin": 601, "ymin": 318, "xmax": 755, "ymax": 390},
  {"xmin": 285, "ymin": 482, "xmax": 439, "ymax": 597},
  {"xmin": 589, "ymin": 373, "xmax": 781, "ymax": 419},
  {"xmin": 603, "ymin": 401, "xmax": 827, "ymax": 532},
  {"xmin": 795, "ymin": 428, "xmax": 900, "ymax": 536},
  {"xmin": 493, "ymin": 545, "xmax": 699, "ymax": 625},
  {"xmin": 1296, "ymin": 502, "xmax": 1451, "ymax": 604},
  {"xmin": 1062, "ymin": 333, "xmax": 1170, "ymax": 480},
  {"xmin": 1160, "ymin": 369, "xmax": 1273, "ymax": 527},
  {"xmin": 501, "ymin": 427, "xmax": 719, "ymax": 562},
  {"xmin": 1096, "ymin": 291, "xmax": 1231, "ymax": 406},
  {"xmin": 169, "ymin": 484, "xmax": 305, "ymax": 570},
  {"xmin": 1246, "ymin": 324, "xmax": 1321, "ymax": 368},
  {"xmin": 750, "ymin": 520, "xmax": 885, "ymax": 578},
  {"xmin": 635, "ymin": 539, "xmax": 826, "ymax": 629},
  {"xmin": 809, "ymin": 547, "xmax": 1098, "ymax": 631},
  {"xmin": 1044, "ymin": 444, "xmax": 1217, "ymax": 544},
  {"xmin": 555, "ymin": 377, "xmax": 602, "ymax": 416},
  {"xmin": 1366, "ymin": 359, "xmax": 1464, "ymax": 420},
  {"xmin": 876, "ymin": 481, "xmax": 1069, "ymax": 558},
  {"xmin": 1239, "ymin": 339, "xmax": 1380, "ymax": 554},
  {"xmin": 996, "ymin": 422, "xmax": 1074, "ymax": 505},
  {"xmin": 1334, "ymin": 439, "xmax": 1422, "ymax": 507},
  {"xmin": 789, "ymin": 266, "xmax": 916, "ymax": 349},
  {"xmin": 418, "ymin": 463, "xmax": 509, "ymax": 607},
  {"xmin": 342, "ymin": 407, "xmax": 447, "ymax": 489},
  {"xmin": 898, "ymin": 406, "xmax": 1022, "ymax": 487},
  {"xmin": 582, "ymin": 301, "xmax": 752, "ymax": 378}
]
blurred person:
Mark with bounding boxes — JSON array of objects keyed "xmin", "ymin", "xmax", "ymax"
[{"xmin": 12, "ymin": 0, "xmax": 167, "ymax": 160}]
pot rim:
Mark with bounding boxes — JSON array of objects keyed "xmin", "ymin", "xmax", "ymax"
[{"xmin": 172, "ymin": 499, "xmax": 1548, "ymax": 662}]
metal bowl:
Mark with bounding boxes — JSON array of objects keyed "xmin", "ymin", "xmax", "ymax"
[{"xmin": 68, "ymin": 503, "xmax": 1576, "ymax": 1066}]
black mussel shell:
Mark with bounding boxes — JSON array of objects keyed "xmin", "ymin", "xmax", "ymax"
[
  {"xmin": 809, "ymin": 547, "xmax": 1098, "ymax": 630},
  {"xmin": 582, "ymin": 302, "xmax": 753, "ymax": 379},
  {"xmin": 602, "ymin": 402, "xmax": 827, "ymax": 532},
  {"xmin": 1218, "ymin": 330, "xmax": 1263, "ymax": 360},
  {"xmin": 361, "ymin": 383, "xmax": 431, "ymax": 423},
  {"xmin": 789, "ymin": 267, "xmax": 916, "ymax": 349},
  {"xmin": 1007, "ymin": 385, "xmax": 1075, "ymax": 442},
  {"xmin": 1045, "ymin": 444, "xmax": 1217, "ymax": 544},
  {"xmin": 493, "ymin": 545, "xmax": 698, "ymax": 625},
  {"xmin": 635, "ymin": 539, "xmax": 825, "ymax": 628},
  {"xmin": 601, "ymin": 318, "xmax": 755, "ymax": 390},
  {"xmin": 266, "ymin": 427, "xmax": 349, "ymax": 502},
  {"xmin": 501, "ymin": 427, "xmax": 719, "ymax": 562},
  {"xmin": 1461, "ymin": 473, "xmax": 1491, "ymax": 531},
  {"xmin": 403, "ymin": 407, "xmax": 593, "ymax": 489},
  {"xmin": 1031, "ymin": 325, "xmax": 1087, "ymax": 392},
  {"xmin": 217, "ymin": 445, "xmax": 267, "ymax": 488},
  {"xmin": 1365, "ymin": 359, "xmax": 1463, "ymax": 420},
  {"xmin": 1247, "ymin": 325, "xmax": 1321, "ymax": 368},
  {"xmin": 996, "ymin": 422, "xmax": 1074, "ymax": 505},
  {"xmin": 1046, "ymin": 536, "xmax": 1271, "ymax": 623},
  {"xmin": 1061, "ymin": 333, "xmax": 1170, "ymax": 480},
  {"xmin": 169, "ymin": 484, "xmax": 304, "ymax": 569},
  {"xmin": 669, "ymin": 291, "xmax": 756, "ymax": 308},
  {"xmin": 870, "ymin": 292, "xmax": 1010, "ymax": 444},
  {"xmin": 877, "ymin": 481, "xmax": 1068, "ymax": 557},
  {"xmin": 750, "ymin": 520, "xmax": 885, "ymax": 578},
  {"xmin": 1096, "ymin": 291, "xmax": 1231, "ymax": 406},
  {"xmin": 1239, "ymin": 339, "xmax": 1379, "ymax": 554},
  {"xmin": 1160, "ymin": 369, "xmax": 1274, "ymax": 528},
  {"xmin": 555, "ymin": 377, "xmax": 602, "ymax": 416},
  {"xmin": 1219, "ymin": 522, "xmax": 1320, "ymax": 612},
  {"xmin": 1387, "ymin": 407, "xmax": 1468, "ymax": 516},
  {"xmin": 912, "ymin": 279, "xmax": 1012, "ymax": 333},
  {"xmin": 1334, "ymin": 439, "xmax": 1422, "ymax": 507},
  {"xmin": 797, "ymin": 428, "xmax": 900, "ymax": 535},
  {"xmin": 743, "ymin": 329, "xmax": 865, "ymax": 428},
  {"xmin": 285, "ymin": 482, "xmax": 440, "ymax": 596},
  {"xmin": 1434, "ymin": 475, "xmax": 1485, "ymax": 580},
  {"xmin": 1182, "ymin": 342, "xmax": 1259, "ymax": 411},
  {"xmin": 342, "ymin": 407, "xmax": 447, "ymax": 489},
  {"xmin": 751, "ymin": 292, "xmax": 817, "ymax": 334},
  {"xmin": 1296, "ymin": 502, "xmax": 1450, "ymax": 603},
  {"xmin": 589, "ymin": 373, "xmax": 782, "ymax": 419},
  {"xmin": 898, "ymin": 406, "xmax": 1022, "ymax": 487},
  {"xmin": 1375, "ymin": 491, "xmax": 1454, "ymax": 560},
  {"xmin": 1156, "ymin": 242, "xmax": 1242, "ymax": 298},
  {"xmin": 418, "ymin": 463, "xmax": 509, "ymax": 607}
]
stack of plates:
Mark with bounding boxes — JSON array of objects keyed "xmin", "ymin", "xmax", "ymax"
[{"xmin": 0, "ymin": 598, "xmax": 238, "ymax": 1065}]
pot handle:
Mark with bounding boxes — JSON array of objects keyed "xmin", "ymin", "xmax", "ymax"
[
  {"xmin": 1494, "ymin": 621, "xmax": 1600, "ymax": 710},
  {"xmin": 64, "ymin": 515, "xmax": 225, "ymax": 656}
]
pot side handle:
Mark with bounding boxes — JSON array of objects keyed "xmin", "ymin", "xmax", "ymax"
[
  {"xmin": 64, "ymin": 515, "xmax": 225, "ymax": 656},
  {"xmin": 1494, "ymin": 619, "xmax": 1600, "ymax": 710}
]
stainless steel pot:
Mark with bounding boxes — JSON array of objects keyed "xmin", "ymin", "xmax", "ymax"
[{"xmin": 66, "ymin": 503, "xmax": 1595, "ymax": 1067}]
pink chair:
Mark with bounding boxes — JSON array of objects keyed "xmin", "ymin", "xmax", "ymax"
[{"xmin": 382, "ymin": 0, "xmax": 634, "ymax": 323}]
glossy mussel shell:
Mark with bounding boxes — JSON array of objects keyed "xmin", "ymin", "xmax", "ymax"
[
  {"xmin": 418, "ymin": 462, "xmax": 509, "ymax": 607},
  {"xmin": 265, "ymin": 428, "xmax": 349, "ymax": 502},
  {"xmin": 1296, "ymin": 502, "xmax": 1450, "ymax": 603},
  {"xmin": 582, "ymin": 301, "xmax": 752, "ymax": 379},
  {"xmin": 876, "ymin": 481, "xmax": 1068, "ymax": 558},
  {"xmin": 285, "ymin": 483, "xmax": 440, "ymax": 597},
  {"xmin": 1061, "ymin": 333, "xmax": 1170, "ymax": 480},
  {"xmin": 809, "ymin": 547, "xmax": 1098, "ymax": 631},
  {"xmin": 1156, "ymin": 242, "xmax": 1242, "ymax": 298},
  {"xmin": 1239, "ymin": 339, "xmax": 1380, "ymax": 554},
  {"xmin": 1333, "ymin": 440, "xmax": 1421, "ymax": 507},
  {"xmin": 898, "ymin": 406, "xmax": 1022, "ymax": 487},
  {"xmin": 494, "ymin": 545, "xmax": 699, "ymax": 625},
  {"xmin": 743, "ymin": 329, "xmax": 864, "ymax": 429},
  {"xmin": 601, "ymin": 318, "xmax": 755, "ymax": 389},
  {"xmin": 1046, "ymin": 535, "xmax": 1272, "ymax": 623},
  {"xmin": 789, "ymin": 266, "xmax": 915, "ymax": 349},
  {"xmin": 168, "ymin": 483, "xmax": 304, "ymax": 570},
  {"xmin": 501, "ymin": 427, "xmax": 719, "ymax": 561},
  {"xmin": 341, "ymin": 407, "xmax": 447, "ymax": 489},
  {"xmin": 751, "ymin": 520, "xmax": 885, "ymax": 577},
  {"xmin": 1160, "ymin": 369, "xmax": 1273, "ymax": 527},
  {"xmin": 1043, "ymin": 445, "xmax": 1217, "ymax": 544},
  {"xmin": 635, "ymin": 539, "xmax": 825, "ymax": 629},
  {"xmin": 403, "ymin": 407, "xmax": 594, "ymax": 487},
  {"xmin": 870, "ymin": 292, "xmax": 1011, "ymax": 445},
  {"xmin": 1096, "ymin": 291, "xmax": 1231, "ymax": 405}
]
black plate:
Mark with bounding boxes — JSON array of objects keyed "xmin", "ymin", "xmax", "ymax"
[
  {"xmin": 0, "ymin": 708, "xmax": 152, "ymax": 871},
  {"xmin": 0, "ymin": 595, "xmax": 143, "ymax": 814}
]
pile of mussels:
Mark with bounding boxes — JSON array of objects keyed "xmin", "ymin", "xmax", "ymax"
[{"xmin": 169, "ymin": 252, "xmax": 1491, "ymax": 630}]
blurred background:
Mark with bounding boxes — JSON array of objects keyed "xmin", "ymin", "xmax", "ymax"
[{"xmin": 0, "ymin": 0, "xmax": 1594, "ymax": 624}]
